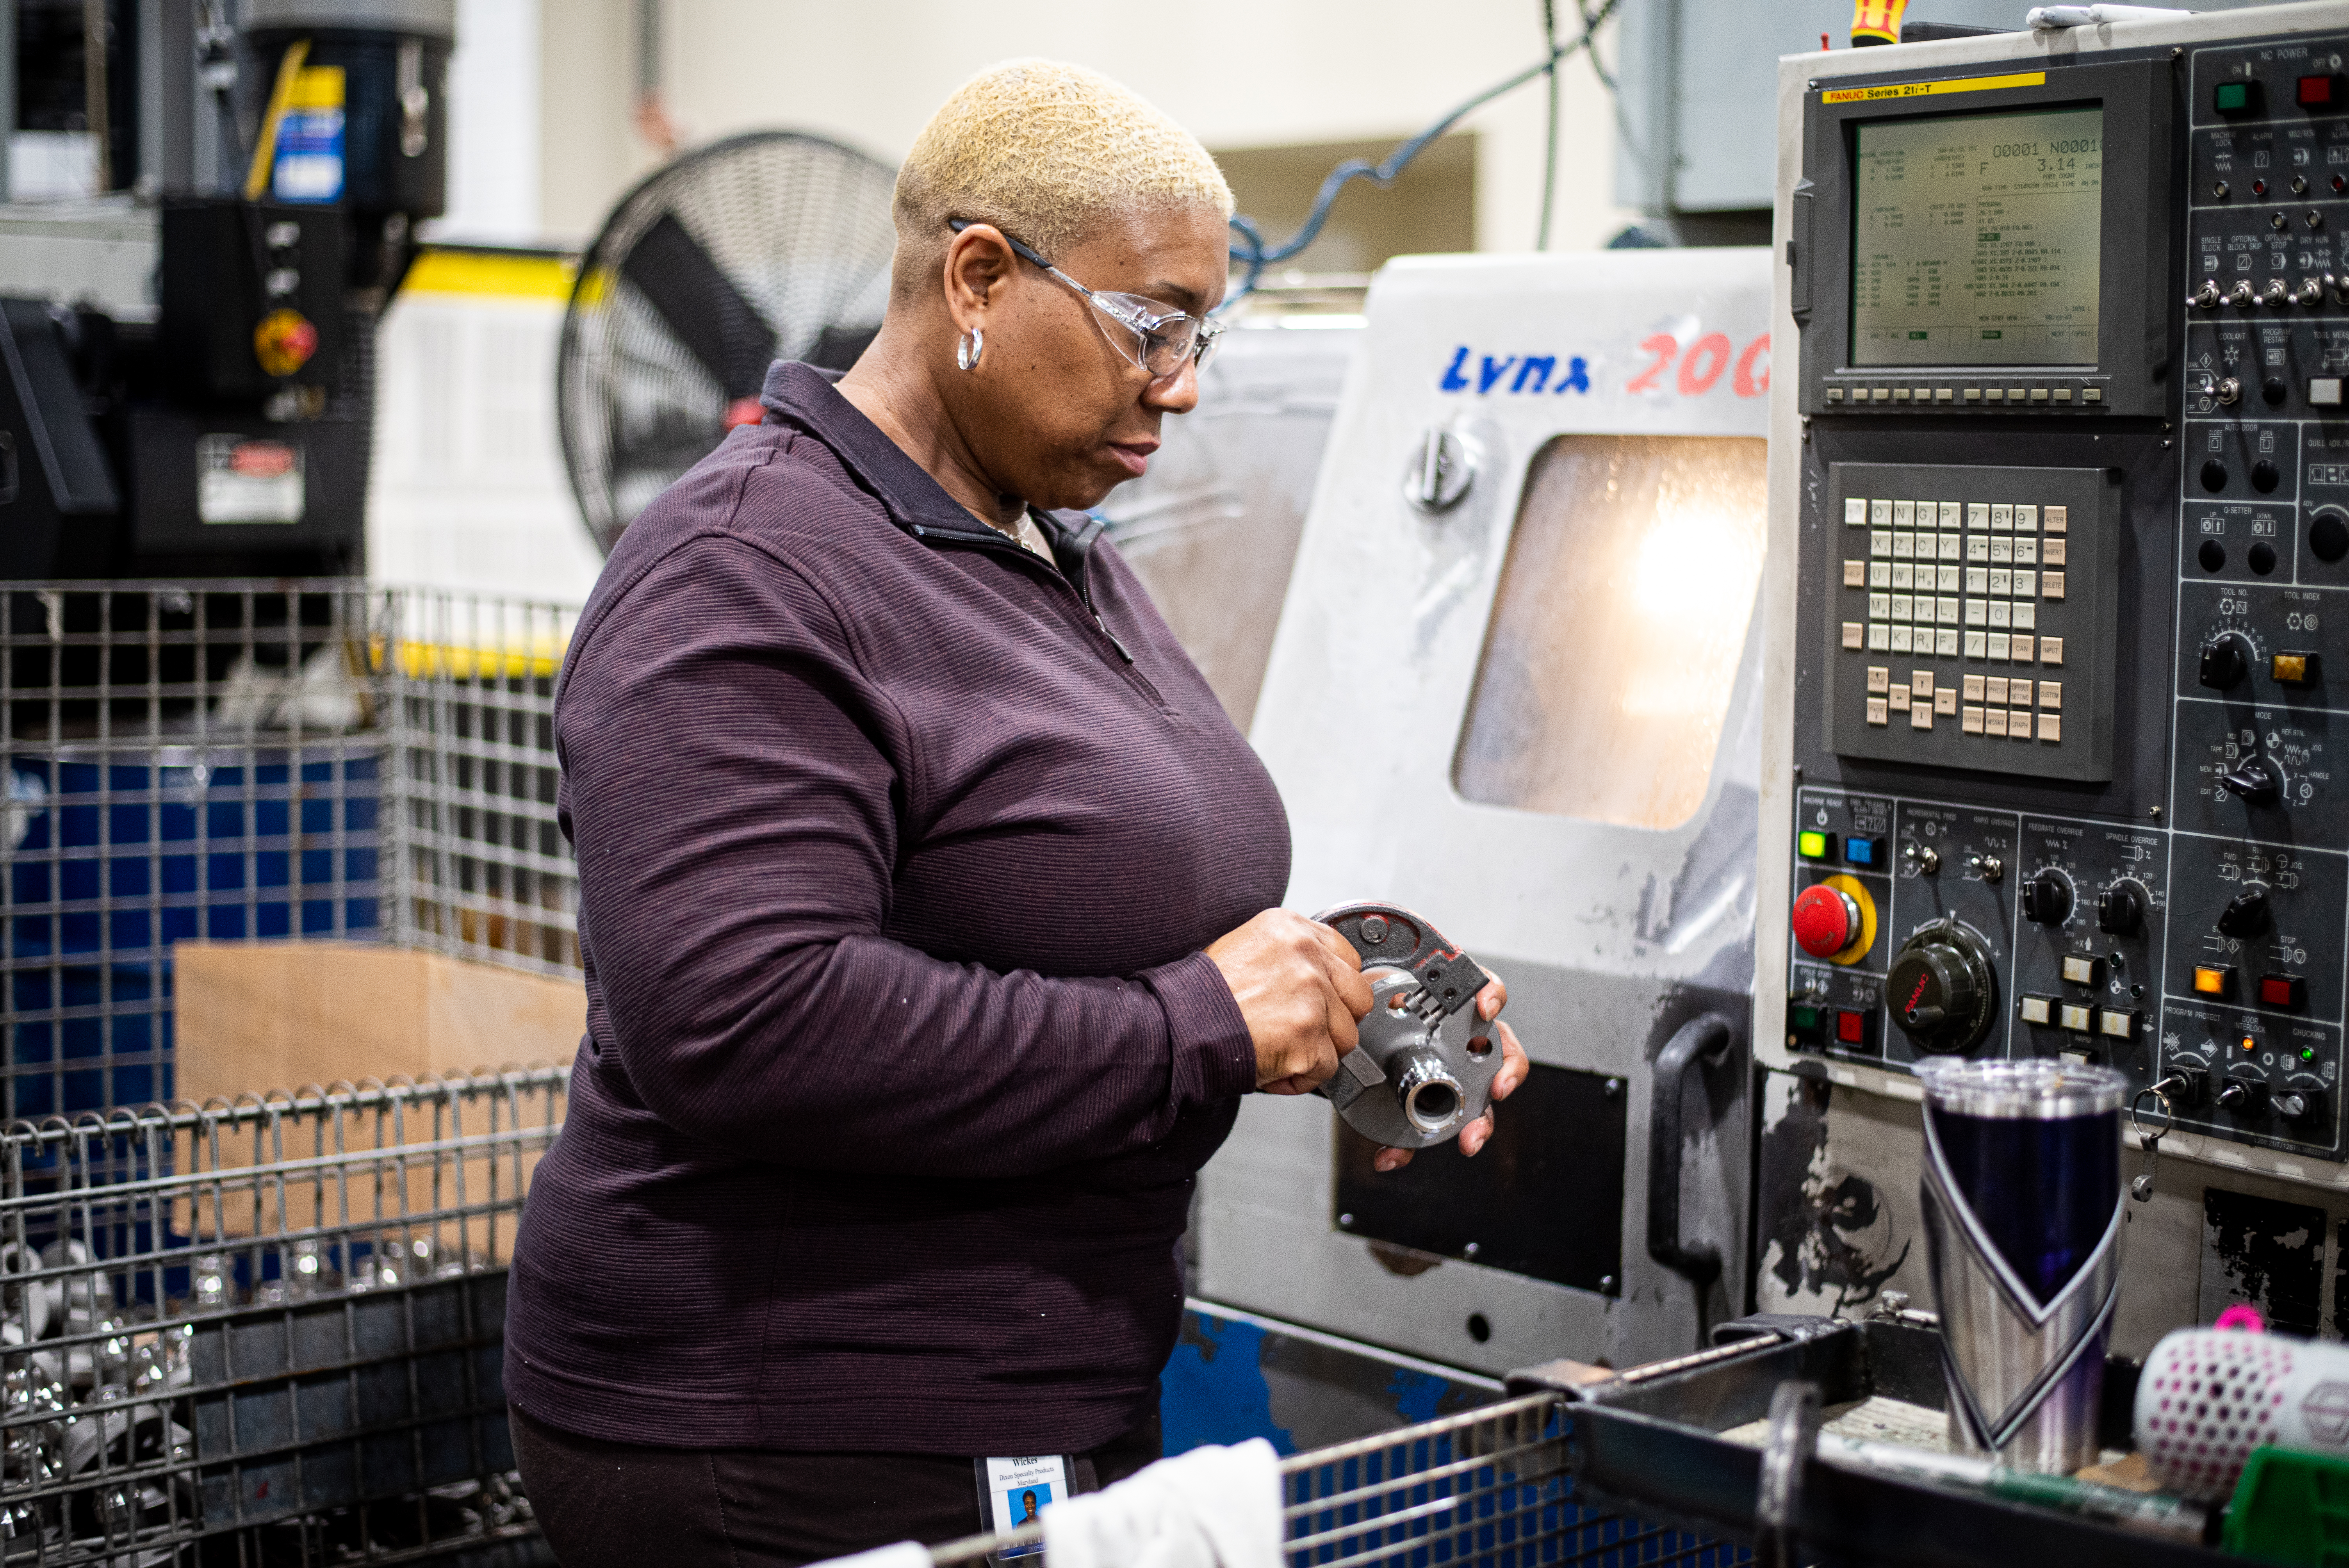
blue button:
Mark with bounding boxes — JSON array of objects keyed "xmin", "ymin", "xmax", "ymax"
[{"xmin": 1844, "ymin": 836, "xmax": 1887, "ymax": 868}]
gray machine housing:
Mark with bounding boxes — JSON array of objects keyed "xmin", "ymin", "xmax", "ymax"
[{"xmin": 1759, "ymin": 5, "xmax": 2349, "ymax": 1347}]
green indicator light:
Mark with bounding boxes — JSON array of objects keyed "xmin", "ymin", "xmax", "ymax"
[
  {"xmin": 2304, "ymin": 1047, "xmax": 2318, "ymax": 1062},
  {"xmin": 1799, "ymin": 830, "xmax": 1830, "ymax": 859},
  {"xmin": 2216, "ymin": 81, "xmax": 2251, "ymax": 112}
]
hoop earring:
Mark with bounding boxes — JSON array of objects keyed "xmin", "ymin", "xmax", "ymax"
[{"xmin": 956, "ymin": 326, "xmax": 984, "ymax": 371}]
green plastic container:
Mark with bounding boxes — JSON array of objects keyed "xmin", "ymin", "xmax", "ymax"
[{"xmin": 2225, "ymin": 1447, "xmax": 2349, "ymax": 1565}]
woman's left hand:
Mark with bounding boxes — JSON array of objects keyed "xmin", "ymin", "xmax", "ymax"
[{"xmin": 1371, "ymin": 973, "xmax": 1527, "ymax": 1174}]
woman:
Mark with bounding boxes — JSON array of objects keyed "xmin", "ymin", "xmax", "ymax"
[{"xmin": 504, "ymin": 59, "xmax": 1526, "ymax": 1567}]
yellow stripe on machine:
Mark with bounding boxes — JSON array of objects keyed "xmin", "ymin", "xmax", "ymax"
[
  {"xmin": 1823, "ymin": 71, "xmax": 2047, "ymax": 104},
  {"xmin": 401, "ymin": 249, "xmax": 578, "ymax": 302}
]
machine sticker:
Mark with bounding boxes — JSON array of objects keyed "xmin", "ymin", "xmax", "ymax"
[
  {"xmin": 272, "ymin": 64, "xmax": 347, "ymax": 203},
  {"xmin": 196, "ymin": 436, "xmax": 305, "ymax": 524},
  {"xmin": 1822, "ymin": 70, "xmax": 2048, "ymax": 105}
]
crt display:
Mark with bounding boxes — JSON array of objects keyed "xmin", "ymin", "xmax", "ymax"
[{"xmin": 1850, "ymin": 106, "xmax": 2103, "ymax": 367}]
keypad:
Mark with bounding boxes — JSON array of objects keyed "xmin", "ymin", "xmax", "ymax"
[{"xmin": 1838, "ymin": 490, "xmax": 2070, "ymax": 747}]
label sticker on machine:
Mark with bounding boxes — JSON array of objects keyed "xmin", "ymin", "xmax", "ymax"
[
  {"xmin": 196, "ymin": 436, "xmax": 305, "ymax": 524},
  {"xmin": 272, "ymin": 64, "xmax": 347, "ymax": 203},
  {"xmin": 977, "ymin": 1455, "xmax": 1067, "ymax": 1558},
  {"xmin": 1822, "ymin": 70, "xmax": 2047, "ymax": 104}
]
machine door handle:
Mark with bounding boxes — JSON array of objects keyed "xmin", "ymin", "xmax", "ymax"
[{"xmin": 1646, "ymin": 1012, "xmax": 1737, "ymax": 1285}]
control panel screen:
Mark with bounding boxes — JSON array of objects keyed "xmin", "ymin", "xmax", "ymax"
[{"xmin": 1850, "ymin": 107, "xmax": 2104, "ymax": 367}]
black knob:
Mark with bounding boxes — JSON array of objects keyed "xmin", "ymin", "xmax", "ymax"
[
  {"xmin": 2199, "ymin": 634, "xmax": 2251, "ymax": 690},
  {"xmin": 2218, "ymin": 1078, "xmax": 2269, "ymax": 1114},
  {"xmin": 2265, "ymin": 376, "xmax": 2289, "ymax": 405},
  {"xmin": 2218, "ymin": 886, "xmax": 2272, "ymax": 936},
  {"xmin": 2221, "ymin": 760, "xmax": 2281, "ymax": 806},
  {"xmin": 2097, "ymin": 882, "xmax": 2146, "ymax": 935},
  {"xmin": 2312, "ymin": 506, "xmax": 2349, "ymax": 564},
  {"xmin": 2276, "ymin": 1087, "xmax": 2326, "ymax": 1123},
  {"xmin": 1886, "ymin": 921, "xmax": 1998, "ymax": 1056},
  {"xmin": 2021, "ymin": 869, "xmax": 2073, "ymax": 926},
  {"xmin": 2255, "ymin": 460, "xmax": 2282, "ymax": 493}
]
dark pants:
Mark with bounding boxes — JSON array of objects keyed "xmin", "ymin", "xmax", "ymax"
[{"xmin": 510, "ymin": 1402, "xmax": 1164, "ymax": 1568}]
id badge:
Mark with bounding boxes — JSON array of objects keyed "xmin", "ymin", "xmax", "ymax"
[{"xmin": 975, "ymin": 1454, "xmax": 1070, "ymax": 1561}]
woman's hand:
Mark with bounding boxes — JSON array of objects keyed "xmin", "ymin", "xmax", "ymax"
[
  {"xmin": 1371, "ymin": 973, "xmax": 1529, "ymax": 1174},
  {"xmin": 1205, "ymin": 910, "xmax": 1375, "ymax": 1093}
]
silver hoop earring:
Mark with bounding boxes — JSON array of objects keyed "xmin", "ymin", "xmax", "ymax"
[{"xmin": 956, "ymin": 326, "xmax": 984, "ymax": 371}]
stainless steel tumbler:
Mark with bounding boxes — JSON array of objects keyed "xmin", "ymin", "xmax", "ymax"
[{"xmin": 1915, "ymin": 1058, "xmax": 2128, "ymax": 1474}]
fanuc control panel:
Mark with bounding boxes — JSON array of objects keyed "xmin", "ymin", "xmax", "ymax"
[{"xmin": 1768, "ymin": 5, "xmax": 2349, "ymax": 1170}]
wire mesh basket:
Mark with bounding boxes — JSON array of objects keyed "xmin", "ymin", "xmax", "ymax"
[
  {"xmin": 0, "ymin": 1066, "xmax": 565, "ymax": 1566},
  {"xmin": 379, "ymin": 590, "xmax": 579, "ymax": 978},
  {"xmin": 0, "ymin": 583, "xmax": 387, "ymax": 1125},
  {"xmin": 929, "ymin": 1393, "xmax": 1745, "ymax": 1568}
]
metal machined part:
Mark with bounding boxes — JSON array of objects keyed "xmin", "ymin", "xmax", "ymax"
[{"xmin": 1313, "ymin": 902, "xmax": 1503, "ymax": 1149}]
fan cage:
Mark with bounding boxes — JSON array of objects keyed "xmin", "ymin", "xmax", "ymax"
[{"xmin": 556, "ymin": 130, "xmax": 899, "ymax": 556}]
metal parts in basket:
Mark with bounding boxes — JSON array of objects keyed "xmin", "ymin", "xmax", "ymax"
[
  {"xmin": 1312, "ymin": 903, "xmax": 1501, "ymax": 1150},
  {"xmin": 0, "ymin": 1068, "xmax": 565, "ymax": 1564}
]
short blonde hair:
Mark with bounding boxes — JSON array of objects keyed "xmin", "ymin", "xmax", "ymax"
[{"xmin": 892, "ymin": 59, "xmax": 1233, "ymax": 287}]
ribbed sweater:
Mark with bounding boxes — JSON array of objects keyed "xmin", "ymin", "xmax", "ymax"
[{"xmin": 503, "ymin": 362, "xmax": 1289, "ymax": 1453}]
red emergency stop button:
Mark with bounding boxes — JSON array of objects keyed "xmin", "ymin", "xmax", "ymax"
[{"xmin": 1792, "ymin": 884, "xmax": 1863, "ymax": 958}]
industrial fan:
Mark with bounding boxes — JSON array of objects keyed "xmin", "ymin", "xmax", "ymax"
[{"xmin": 556, "ymin": 131, "xmax": 899, "ymax": 554}]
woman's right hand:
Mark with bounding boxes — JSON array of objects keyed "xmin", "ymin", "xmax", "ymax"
[{"xmin": 1204, "ymin": 910, "xmax": 1374, "ymax": 1094}]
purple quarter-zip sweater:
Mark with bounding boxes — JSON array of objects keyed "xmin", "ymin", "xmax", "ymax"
[{"xmin": 503, "ymin": 362, "xmax": 1288, "ymax": 1455}]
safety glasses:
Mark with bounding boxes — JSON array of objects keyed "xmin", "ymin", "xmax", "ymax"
[{"xmin": 949, "ymin": 218, "xmax": 1223, "ymax": 380}]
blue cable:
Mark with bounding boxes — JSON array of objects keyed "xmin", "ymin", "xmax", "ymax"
[{"xmin": 1223, "ymin": 0, "xmax": 1623, "ymax": 308}]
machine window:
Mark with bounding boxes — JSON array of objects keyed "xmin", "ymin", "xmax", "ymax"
[
  {"xmin": 1453, "ymin": 434, "xmax": 1767, "ymax": 830},
  {"xmin": 1850, "ymin": 105, "xmax": 2103, "ymax": 367}
]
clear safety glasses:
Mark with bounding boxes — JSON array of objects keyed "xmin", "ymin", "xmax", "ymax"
[{"xmin": 949, "ymin": 218, "xmax": 1223, "ymax": 380}]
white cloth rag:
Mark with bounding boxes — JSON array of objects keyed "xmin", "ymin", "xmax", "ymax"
[
  {"xmin": 2027, "ymin": 5, "xmax": 2195, "ymax": 27},
  {"xmin": 803, "ymin": 1543, "xmax": 930, "ymax": 1568},
  {"xmin": 1044, "ymin": 1438, "xmax": 1284, "ymax": 1568}
]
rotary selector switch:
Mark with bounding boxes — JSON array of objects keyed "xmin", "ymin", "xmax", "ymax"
[
  {"xmin": 2217, "ymin": 885, "xmax": 2272, "ymax": 937},
  {"xmin": 2020, "ymin": 868, "xmax": 2074, "ymax": 927},
  {"xmin": 2218, "ymin": 1076, "xmax": 2271, "ymax": 1115},
  {"xmin": 2276, "ymin": 1085, "xmax": 2327, "ymax": 1124},
  {"xmin": 2199, "ymin": 632, "xmax": 2254, "ymax": 691},
  {"xmin": 1886, "ymin": 920, "xmax": 1998, "ymax": 1055},
  {"xmin": 2221, "ymin": 757, "xmax": 2282, "ymax": 806},
  {"xmin": 2097, "ymin": 880, "xmax": 2148, "ymax": 935}
]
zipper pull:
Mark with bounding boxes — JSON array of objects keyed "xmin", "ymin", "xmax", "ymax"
[{"xmin": 1093, "ymin": 613, "xmax": 1135, "ymax": 663}]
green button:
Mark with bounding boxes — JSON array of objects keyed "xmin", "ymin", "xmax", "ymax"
[
  {"xmin": 1793, "ymin": 1005, "xmax": 1821, "ymax": 1031},
  {"xmin": 2216, "ymin": 81, "xmax": 2252, "ymax": 112},
  {"xmin": 1799, "ymin": 830, "xmax": 1832, "ymax": 859}
]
